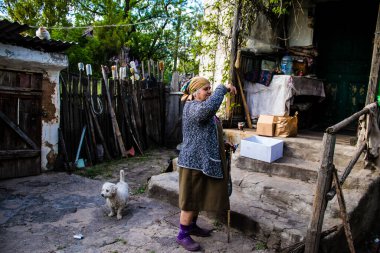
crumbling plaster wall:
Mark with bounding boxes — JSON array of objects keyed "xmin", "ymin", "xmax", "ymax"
[{"xmin": 0, "ymin": 42, "xmax": 68, "ymax": 170}]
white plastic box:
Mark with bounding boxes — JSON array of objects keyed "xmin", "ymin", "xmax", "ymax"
[{"xmin": 240, "ymin": 135, "xmax": 284, "ymax": 163}]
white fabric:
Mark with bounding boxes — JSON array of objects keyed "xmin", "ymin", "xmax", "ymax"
[{"xmin": 246, "ymin": 75, "xmax": 294, "ymax": 117}]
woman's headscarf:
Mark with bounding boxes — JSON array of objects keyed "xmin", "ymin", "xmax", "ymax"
[{"xmin": 181, "ymin": 76, "xmax": 210, "ymax": 102}]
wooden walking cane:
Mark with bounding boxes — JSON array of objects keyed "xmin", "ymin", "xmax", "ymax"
[{"xmin": 226, "ymin": 142, "xmax": 235, "ymax": 243}]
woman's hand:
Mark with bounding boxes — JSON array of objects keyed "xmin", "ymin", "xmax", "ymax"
[
  {"xmin": 226, "ymin": 83, "xmax": 237, "ymax": 95},
  {"xmin": 224, "ymin": 141, "xmax": 236, "ymax": 152}
]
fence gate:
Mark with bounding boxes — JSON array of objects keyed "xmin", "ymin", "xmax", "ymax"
[{"xmin": 0, "ymin": 70, "xmax": 42, "ymax": 179}]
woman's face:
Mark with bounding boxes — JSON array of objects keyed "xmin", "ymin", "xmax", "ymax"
[{"xmin": 194, "ymin": 83, "xmax": 211, "ymax": 101}]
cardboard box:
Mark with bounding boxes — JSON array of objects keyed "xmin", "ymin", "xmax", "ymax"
[
  {"xmin": 240, "ymin": 136, "xmax": 284, "ymax": 163},
  {"xmin": 256, "ymin": 115, "xmax": 276, "ymax": 136}
]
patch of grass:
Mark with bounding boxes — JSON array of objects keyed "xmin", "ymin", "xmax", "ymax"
[
  {"xmin": 212, "ymin": 220, "xmax": 223, "ymax": 230},
  {"xmin": 255, "ymin": 241, "xmax": 267, "ymax": 250},
  {"xmin": 74, "ymin": 159, "xmax": 125, "ymax": 179},
  {"xmin": 56, "ymin": 245, "xmax": 66, "ymax": 250},
  {"xmin": 115, "ymin": 238, "xmax": 127, "ymax": 245},
  {"xmin": 132, "ymin": 184, "xmax": 147, "ymax": 195}
]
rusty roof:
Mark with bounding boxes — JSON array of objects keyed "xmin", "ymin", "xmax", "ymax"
[{"xmin": 0, "ymin": 19, "xmax": 75, "ymax": 53}]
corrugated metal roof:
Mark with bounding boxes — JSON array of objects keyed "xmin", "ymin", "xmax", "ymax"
[{"xmin": 0, "ymin": 20, "xmax": 76, "ymax": 53}]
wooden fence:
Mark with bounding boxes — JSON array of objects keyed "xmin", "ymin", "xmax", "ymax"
[{"xmin": 58, "ymin": 70, "xmax": 165, "ymax": 169}]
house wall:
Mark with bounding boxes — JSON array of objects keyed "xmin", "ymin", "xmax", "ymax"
[{"xmin": 0, "ymin": 42, "xmax": 68, "ymax": 170}]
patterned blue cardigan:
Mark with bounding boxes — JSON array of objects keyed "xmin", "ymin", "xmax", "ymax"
[{"xmin": 177, "ymin": 85, "xmax": 227, "ymax": 179}]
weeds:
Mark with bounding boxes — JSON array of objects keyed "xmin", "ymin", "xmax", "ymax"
[
  {"xmin": 74, "ymin": 159, "xmax": 125, "ymax": 179},
  {"xmin": 115, "ymin": 238, "xmax": 127, "ymax": 245},
  {"xmin": 255, "ymin": 241, "xmax": 267, "ymax": 250},
  {"xmin": 212, "ymin": 220, "xmax": 223, "ymax": 230},
  {"xmin": 132, "ymin": 184, "xmax": 147, "ymax": 195}
]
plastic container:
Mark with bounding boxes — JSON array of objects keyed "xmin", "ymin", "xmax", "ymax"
[{"xmin": 281, "ymin": 55, "xmax": 293, "ymax": 75}]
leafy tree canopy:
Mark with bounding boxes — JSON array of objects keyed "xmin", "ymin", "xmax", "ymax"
[{"xmin": 0, "ymin": 0, "xmax": 203, "ymax": 79}]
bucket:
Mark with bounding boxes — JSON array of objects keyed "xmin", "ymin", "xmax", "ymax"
[
  {"xmin": 238, "ymin": 122, "xmax": 245, "ymax": 131},
  {"xmin": 75, "ymin": 159, "xmax": 85, "ymax": 169}
]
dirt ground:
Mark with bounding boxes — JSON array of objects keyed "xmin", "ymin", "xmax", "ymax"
[{"xmin": 0, "ymin": 148, "xmax": 268, "ymax": 253}]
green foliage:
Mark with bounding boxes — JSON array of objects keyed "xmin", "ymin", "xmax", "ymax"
[
  {"xmin": 255, "ymin": 241, "xmax": 267, "ymax": 250},
  {"xmin": 0, "ymin": 0, "xmax": 290, "ymax": 81},
  {"xmin": 1, "ymin": 0, "xmax": 204, "ymax": 80},
  {"xmin": 132, "ymin": 184, "xmax": 147, "ymax": 195}
]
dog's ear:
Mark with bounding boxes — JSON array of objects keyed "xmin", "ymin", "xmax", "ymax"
[{"xmin": 111, "ymin": 185, "xmax": 117, "ymax": 194}]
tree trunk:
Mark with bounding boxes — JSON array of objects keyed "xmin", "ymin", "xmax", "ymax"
[
  {"xmin": 365, "ymin": 4, "xmax": 380, "ymax": 105},
  {"xmin": 227, "ymin": 0, "xmax": 242, "ymax": 119},
  {"xmin": 173, "ymin": 10, "xmax": 182, "ymax": 72}
]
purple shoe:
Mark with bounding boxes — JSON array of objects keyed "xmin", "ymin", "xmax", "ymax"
[
  {"xmin": 176, "ymin": 235, "xmax": 201, "ymax": 251},
  {"xmin": 189, "ymin": 224, "xmax": 212, "ymax": 237}
]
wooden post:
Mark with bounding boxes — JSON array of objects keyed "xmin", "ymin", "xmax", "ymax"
[
  {"xmin": 333, "ymin": 168, "xmax": 356, "ymax": 253},
  {"xmin": 365, "ymin": 4, "xmax": 380, "ymax": 105},
  {"xmin": 305, "ymin": 133, "xmax": 336, "ymax": 253}
]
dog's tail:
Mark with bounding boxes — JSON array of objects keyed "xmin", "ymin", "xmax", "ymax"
[{"xmin": 120, "ymin": 170, "xmax": 125, "ymax": 183}]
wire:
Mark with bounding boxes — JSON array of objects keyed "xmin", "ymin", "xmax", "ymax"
[
  {"xmin": 30, "ymin": 17, "xmax": 175, "ymax": 30},
  {"xmin": 91, "ymin": 96, "xmax": 104, "ymax": 115}
]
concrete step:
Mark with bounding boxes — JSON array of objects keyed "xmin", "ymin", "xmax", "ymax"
[
  {"xmin": 235, "ymin": 155, "xmax": 319, "ymax": 183},
  {"xmin": 235, "ymin": 152, "xmax": 369, "ymax": 191},
  {"xmin": 281, "ymin": 137, "xmax": 364, "ymax": 168},
  {"xmin": 147, "ymin": 166, "xmax": 376, "ymax": 251},
  {"xmin": 148, "ymin": 168, "xmax": 316, "ymax": 249},
  {"xmin": 224, "ymin": 129, "xmax": 364, "ymax": 169}
]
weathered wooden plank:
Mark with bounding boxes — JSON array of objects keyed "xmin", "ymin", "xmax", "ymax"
[
  {"xmin": 0, "ymin": 85, "xmax": 42, "ymax": 92},
  {"xmin": 333, "ymin": 168, "xmax": 356, "ymax": 253},
  {"xmin": 365, "ymin": 4, "xmax": 380, "ymax": 105},
  {"xmin": 0, "ymin": 149, "xmax": 40, "ymax": 159},
  {"xmin": 101, "ymin": 65, "xmax": 127, "ymax": 158},
  {"xmin": 305, "ymin": 133, "xmax": 336, "ymax": 253},
  {"xmin": 327, "ymin": 102, "xmax": 377, "ymax": 134},
  {"xmin": 0, "ymin": 110, "xmax": 38, "ymax": 149},
  {"xmin": 131, "ymin": 79, "xmax": 145, "ymax": 148},
  {"xmin": 0, "ymin": 89, "xmax": 42, "ymax": 96},
  {"xmin": 120, "ymin": 81, "xmax": 143, "ymax": 154},
  {"xmin": 60, "ymin": 75, "xmax": 71, "ymax": 160},
  {"xmin": 327, "ymin": 141, "xmax": 367, "ymax": 200},
  {"xmin": 58, "ymin": 127, "xmax": 70, "ymax": 170}
]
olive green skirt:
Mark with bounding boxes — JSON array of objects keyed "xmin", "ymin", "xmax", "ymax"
[{"xmin": 178, "ymin": 167, "xmax": 230, "ymax": 212}]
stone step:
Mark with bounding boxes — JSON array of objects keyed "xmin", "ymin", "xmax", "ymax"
[
  {"xmin": 235, "ymin": 151, "xmax": 369, "ymax": 191},
  {"xmin": 147, "ymin": 169, "xmax": 315, "ymax": 249},
  {"xmin": 235, "ymin": 155, "xmax": 319, "ymax": 183},
  {"xmin": 147, "ymin": 167, "xmax": 373, "ymax": 250},
  {"xmin": 281, "ymin": 137, "xmax": 364, "ymax": 168},
  {"xmin": 224, "ymin": 129, "xmax": 364, "ymax": 168}
]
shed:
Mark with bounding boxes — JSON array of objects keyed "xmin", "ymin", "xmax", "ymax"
[{"xmin": 0, "ymin": 19, "xmax": 74, "ymax": 179}]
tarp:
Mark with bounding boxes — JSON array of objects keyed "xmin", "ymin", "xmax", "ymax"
[{"xmin": 245, "ymin": 75, "xmax": 325, "ymax": 118}]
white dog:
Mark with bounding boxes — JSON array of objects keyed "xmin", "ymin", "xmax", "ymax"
[{"xmin": 101, "ymin": 170, "xmax": 129, "ymax": 220}]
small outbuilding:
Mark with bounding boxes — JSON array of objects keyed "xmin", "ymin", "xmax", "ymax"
[{"xmin": 0, "ymin": 20, "xmax": 74, "ymax": 179}]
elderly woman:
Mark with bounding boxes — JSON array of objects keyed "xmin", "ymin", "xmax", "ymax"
[{"xmin": 176, "ymin": 76, "xmax": 237, "ymax": 251}]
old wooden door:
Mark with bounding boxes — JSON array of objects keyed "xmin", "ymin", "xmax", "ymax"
[{"xmin": 0, "ymin": 70, "xmax": 42, "ymax": 179}]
